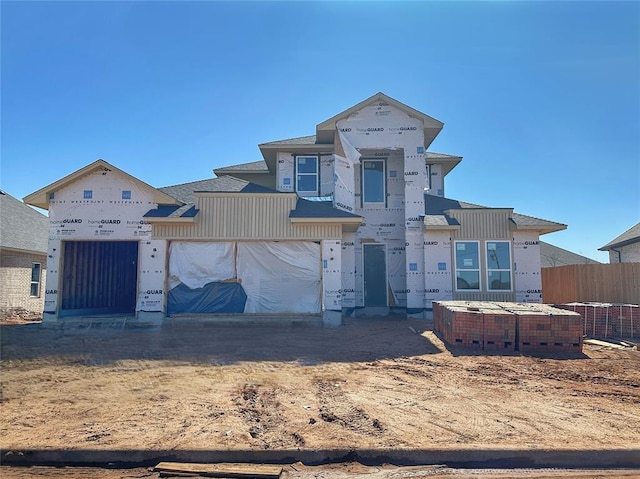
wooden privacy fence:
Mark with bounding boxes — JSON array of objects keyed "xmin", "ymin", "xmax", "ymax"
[{"xmin": 542, "ymin": 263, "xmax": 640, "ymax": 305}]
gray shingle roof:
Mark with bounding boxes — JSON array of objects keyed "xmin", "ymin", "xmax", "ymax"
[
  {"xmin": 290, "ymin": 199, "xmax": 362, "ymax": 219},
  {"xmin": 159, "ymin": 177, "xmax": 250, "ymax": 203},
  {"xmin": 0, "ymin": 190, "xmax": 48, "ymax": 254},
  {"xmin": 598, "ymin": 222, "xmax": 640, "ymax": 250},
  {"xmin": 260, "ymin": 135, "xmax": 318, "ymax": 146},
  {"xmin": 159, "ymin": 177, "xmax": 280, "ymax": 204},
  {"xmin": 213, "ymin": 160, "xmax": 269, "ymax": 173},
  {"xmin": 144, "ymin": 204, "xmax": 199, "ymax": 219},
  {"xmin": 540, "ymin": 241, "xmax": 600, "ymax": 268}
]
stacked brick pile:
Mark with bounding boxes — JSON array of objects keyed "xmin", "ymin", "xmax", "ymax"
[
  {"xmin": 554, "ymin": 302, "xmax": 639, "ymax": 339},
  {"xmin": 433, "ymin": 301, "xmax": 582, "ymax": 353}
]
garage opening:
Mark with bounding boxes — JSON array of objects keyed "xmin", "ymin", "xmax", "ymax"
[
  {"xmin": 167, "ymin": 241, "xmax": 321, "ymax": 315},
  {"xmin": 60, "ymin": 241, "xmax": 138, "ymax": 317}
]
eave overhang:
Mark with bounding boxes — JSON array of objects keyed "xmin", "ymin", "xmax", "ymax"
[{"xmin": 258, "ymin": 143, "xmax": 334, "ymax": 175}]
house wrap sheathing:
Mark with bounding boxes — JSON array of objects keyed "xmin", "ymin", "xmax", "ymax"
[{"xmin": 24, "ymin": 93, "xmax": 566, "ymax": 324}]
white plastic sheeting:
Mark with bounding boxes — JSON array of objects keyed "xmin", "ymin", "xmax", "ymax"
[
  {"xmin": 237, "ymin": 242, "xmax": 321, "ymax": 314},
  {"xmin": 168, "ymin": 242, "xmax": 235, "ymax": 290},
  {"xmin": 333, "ymin": 131, "xmax": 361, "ymax": 213}
]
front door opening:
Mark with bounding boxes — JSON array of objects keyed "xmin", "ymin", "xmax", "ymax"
[{"xmin": 363, "ymin": 243, "xmax": 387, "ymax": 307}]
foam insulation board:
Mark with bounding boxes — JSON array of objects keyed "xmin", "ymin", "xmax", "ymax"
[
  {"xmin": 513, "ymin": 232, "xmax": 543, "ymax": 303},
  {"xmin": 276, "ymin": 152, "xmax": 294, "ymax": 192},
  {"xmin": 137, "ymin": 240, "xmax": 167, "ymax": 312},
  {"xmin": 423, "ymin": 231, "xmax": 453, "ymax": 307},
  {"xmin": 322, "ymin": 239, "xmax": 342, "ymax": 311}
]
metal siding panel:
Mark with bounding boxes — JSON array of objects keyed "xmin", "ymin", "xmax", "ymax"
[{"xmin": 450, "ymin": 210, "xmax": 510, "ymax": 240}]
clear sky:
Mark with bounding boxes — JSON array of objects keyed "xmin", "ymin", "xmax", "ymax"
[{"xmin": 1, "ymin": 1, "xmax": 638, "ymax": 262}]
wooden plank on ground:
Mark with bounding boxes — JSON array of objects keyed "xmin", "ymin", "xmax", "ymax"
[{"xmin": 154, "ymin": 462, "xmax": 282, "ymax": 478}]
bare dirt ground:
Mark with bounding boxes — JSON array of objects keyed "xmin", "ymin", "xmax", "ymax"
[{"xmin": 1, "ymin": 315, "xmax": 639, "ymax": 478}]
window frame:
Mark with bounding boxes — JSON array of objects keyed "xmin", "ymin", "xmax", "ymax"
[
  {"xmin": 30, "ymin": 262, "xmax": 42, "ymax": 298},
  {"xmin": 362, "ymin": 159, "xmax": 386, "ymax": 206},
  {"xmin": 454, "ymin": 240, "xmax": 481, "ymax": 291},
  {"xmin": 485, "ymin": 240, "xmax": 513, "ymax": 292},
  {"xmin": 295, "ymin": 155, "xmax": 319, "ymax": 196}
]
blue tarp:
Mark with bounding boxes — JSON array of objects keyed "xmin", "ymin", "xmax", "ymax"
[{"xmin": 167, "ymin": 281, "xmax": 247, "ymax": 315}]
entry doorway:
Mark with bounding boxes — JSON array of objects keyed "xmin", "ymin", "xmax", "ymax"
[
  {"xmin": 363, "ymin": 243, "xmax": 387, "ymax": 307},
  {"xmin": 60, "ymin": 241, "xmax": 138, "ymax": 316}
]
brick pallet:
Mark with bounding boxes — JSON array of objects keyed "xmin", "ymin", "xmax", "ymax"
[
  {"xmin": 555, "ymin": 302, "xmax": 639, "ymax": 339},
  {"xmin": 433, "ymin": 301, "xmax": 582, "ymax": 353}
]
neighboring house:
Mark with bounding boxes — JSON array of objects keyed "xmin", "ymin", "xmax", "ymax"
[
  {"xmin": 540, "ymin": 241, "xmax": 600, "ymax": 268},
  {"xmin": 24, "ymin": 92, "xmax": 566, "ymax": 324},
  {"xmin": 0, "ymin": 190, "xmax": 48, "ymax": 317},
  {"xmin": 598, "ymin": 222, "xmax": 640, "ymax": 263}
]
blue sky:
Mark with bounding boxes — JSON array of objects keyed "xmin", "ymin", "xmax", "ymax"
[{"xmin": 2, "ymin": 1, "xmax": 638, "ymax": 261}]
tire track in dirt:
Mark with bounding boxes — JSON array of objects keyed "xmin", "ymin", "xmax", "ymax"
[
  {"xmin": 233, "ymin": 383, "xmax": 305, "ymax": 449},
  {"xmin": 314, "ymin": 378, "xmax": 386, "ymax": 438}
]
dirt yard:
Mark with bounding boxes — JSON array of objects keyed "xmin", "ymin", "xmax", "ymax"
[{"xmin": 1, "ymin": 315, "xmax": 639, "ymax": 476}]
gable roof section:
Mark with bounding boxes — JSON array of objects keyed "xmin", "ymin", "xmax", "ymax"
[
  {"xmin": 0, "ymin": 190, "xmax": 48, "ymax": 254},
  {"xmin": 315, "ymin": 92, "xmax": 444, "ymax": 145},
  {"xmin": 24, "ymin": 159, "xmax": 181, "ymax": 210},
  {"xmin": 424, "ymin": 195, "xmax": 566, "ymax": 235},
  {"xmin": 540, "ymin": 241, "xmax": 600, "ymax": 267},
  {"xmin": 598, "ymin": 222, "xmax": 640, "ymax": 251}
]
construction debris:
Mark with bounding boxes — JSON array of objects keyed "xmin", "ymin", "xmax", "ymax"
[{"xmin": 153, "ymin": 461, "xmax": 282, "ymax": 478}]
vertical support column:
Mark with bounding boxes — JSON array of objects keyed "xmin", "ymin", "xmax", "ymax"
[
  {"xmin": 136, "ymin": 239, "xmax": 167, "ymax": 322},
  {"xmin": 42, "ymin": 238, "xmax": 61, "ymax": 322},
  {"xmin": 513, "ymin": 232, "xmax": 542, "ymax": 303},
  {"xmin": 322, "ymin": 239, "xmax": 342, "ymax": 327},
  {"xmin": 404, "ymin": 145, "xmax": 427, "ymax": 317},
  {"xmin": 423, "ymin": 230, "xmax": 453, "ymax": 319},
  {"xmin": 341, "ymin": 233, "xmax": 356, "ymax": 315}
]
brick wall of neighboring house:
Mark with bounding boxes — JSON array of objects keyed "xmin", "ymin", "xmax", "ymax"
[
  {"xmin": 0, "ymin": 250, "xmax": 47, "ymax": 316},
  {"xmin": 608, "ymin": 243, "xmax": 640, "ymax": 264}
]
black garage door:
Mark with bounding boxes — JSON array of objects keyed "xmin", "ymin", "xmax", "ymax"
[{"xmin": 61, "ymin": 241, "xmax": 138, "ymax": 316}]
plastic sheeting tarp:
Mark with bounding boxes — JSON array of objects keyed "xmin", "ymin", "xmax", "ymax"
[
  {"xmin": 169, "ymin": 241, "xmax": 235, "ymax": 290},
  {"xmin": 167, "ymin": 281, "xmax": 247, "ymax": 315},
  {"xmin": 237, "ymin": 242, "xmax": 321, "ymax": 313}
]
